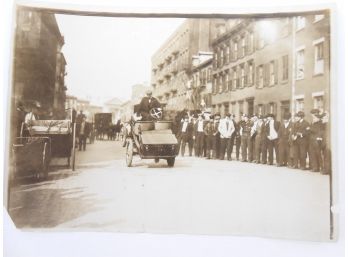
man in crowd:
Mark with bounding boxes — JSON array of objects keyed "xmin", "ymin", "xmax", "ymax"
[
  {"xmin": 138, "ymin": 90, "xmax": 161, "ymax": 121},
  {"xmin": 308, "ymin": 109, "xmax": 325, "ymax": 172},
  {"xmin": 252, "ymin": 114, "xmax": 264, "ymax": 164},
  {"xmin": 76, "ymin": 110, "xmax": 86, "ymax": 125},
  {"xmin": 265, "ymin": 113, "xmax": 280, "ymax": 166},
  {"xmin": 240, "ymin": 114, "xmax": 253, "ymax": 162},
  {"xmin": 249, "ymin": 114, "xmax": 258, "ymax": 162},
  {"xmin": 204, "ymin": 116, "xmax": 218, "ymax": 159},
  {"xmin": 291, "ymin": 111, "xmax": 310, "ymax": 170},
  {"xmin": 213, "ymin": 114, "xmax": 221, "ymax": 159},
  {"xmin": 278, "ymin": 112, "xmax": 292, "ymax": 167},
  {"xmin": 77, "ymin": 116, "xmax": 90, "ymax": 151},
  {"xmin": 179, "ymin": 115, "xmax": 194, "ymax": 157},
  {"xmin": 218, "ymin": 113, "xmax": 235, "ymax": 160},
  {"xmin": 194, "ymin": 114, "xmax": 206, "ymax": 157}
]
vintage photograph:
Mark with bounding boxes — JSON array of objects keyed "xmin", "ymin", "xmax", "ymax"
[{"xmin": 5, "ymin": 4, "xmax": 333, "ymax": 242}]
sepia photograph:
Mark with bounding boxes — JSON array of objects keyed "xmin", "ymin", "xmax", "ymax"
[{"xmin": 3, "ymin": 1, "xmax": 342, "ymax": 253}]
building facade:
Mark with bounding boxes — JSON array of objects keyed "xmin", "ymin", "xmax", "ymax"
[
  {"xmin": 210, "ymin": 13, "xmax": 330, "ymax": 122},
  {"xmin": 151, "ymin": 19, "xmax": 215, "ymax": 111},
  {"xmin": 13, "ymin": 7, "xmax": 67, "ymax": 117}
]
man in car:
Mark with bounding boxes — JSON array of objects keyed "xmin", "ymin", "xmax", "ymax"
[{"xmin": 138, "ymin": 90, "xmax": 161, "ymax": 121}]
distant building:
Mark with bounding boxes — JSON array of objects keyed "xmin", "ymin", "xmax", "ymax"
[
  {"xmin": 104, "ymin": 97, "xmax": 123, "ymax": 122},
  {"xmin": 151, "ymin": 19, "xmax": 216, "ymax": 111},
  {"xmin": 12, "ymin": 7, "xmax": 67, "ymax": 118},
  {"xmin": 65, "ymin": 95, "xmax": 77, "ymax": 111}
]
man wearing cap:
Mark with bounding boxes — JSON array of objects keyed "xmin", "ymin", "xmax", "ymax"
[
  {"xmin": 194, "ymin": 114, "xmax": 206, "ymax": 157},
  {"xmin": 278, "ymin": 112, "xmax": 292, "ymax": 167},
  {"xmin": 218, "ymin": 113, "xmax": 235, "ymax": 160},
  {"xmin": 204, "ymin": 116, "xmax": 218, "ymax": 159},
  {"xmin": 265, "ymin": 113, "xmax": 280, "ymax": 165},
  {"xmin": 138, "ymin": 90, "xmax": 161, "ymax": 121},
  {"xmin": 291, "ymin": 111, "xmax": 310, "ymax": 170},
  {"xmin": 308, "ymin": 109, "xmax": 325, "ymax": 172},
  {"xmin": 179, "ymin": 115, "xmax": 194, "ymax": 157},
  {"xmin": 240, "ymin": 114, "xmax": 253, "ymax": 162}
]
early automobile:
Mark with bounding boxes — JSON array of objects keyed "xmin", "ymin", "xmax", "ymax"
[{"xmin": 124, "ymin": 107, "xmax": 178, "ymax": 167}]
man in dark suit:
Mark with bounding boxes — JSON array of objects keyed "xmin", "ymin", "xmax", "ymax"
[
  {"xmin": 77, "ymin": 116, "xmax": 90, "ymax": 151},
  {"xmin": 194, "ymin": 114, "xmax": 206, "ymax": 157},
  {"xmin": 278, "ymin": 112, "xmax": 292, "ymax": 167},
  {"xmin": 265, "ymin": 113, "xmax": 280, "ymax": 165},
  {"xmin": 138, "ymin": 90, "xmax": 161, "ymax": 121},
  {"xmin": 213, "ymin": 114, "xmax": 221, "ymax": 159},
  {"xmin": 240, "ymin": 114, "xmax": 253, "ymax": 162},
  {"xmin": 291, "ymin": 111, "xmax": 310, "ymax": 170},
  {"xmin": 179, "ymin": 115, "xmax": 194, "ymax": 157},
  {"xmin": 204, "ymin": 116, "xmax": 218, "ymax": 159},
  {"xmin": 308, "ymin": 109, "xmax": 325, "ymax": 172}
]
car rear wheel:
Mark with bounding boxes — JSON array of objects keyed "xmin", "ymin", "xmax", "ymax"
[{"xmin": 167, "ymin": 157, "xmax": 175, "ymax": 167}]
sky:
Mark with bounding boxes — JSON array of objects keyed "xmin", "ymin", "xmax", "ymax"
[{"xmin": 56, "ymin": 15, "xmax": 184, "ymax": 106}]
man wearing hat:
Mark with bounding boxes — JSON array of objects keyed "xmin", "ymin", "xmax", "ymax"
[
  {"xmin": 265, "ymin": 113, "xmax": 280, "ymax": 165},
  {"xmin": 179, "ymin": 115, "xmax": 194, "ymax": 157},
  {"xmin": 240, "ymin": 114, "xmax": 253, "ymax": 162},
  {"xmin": 308, "ymin": 109, "xmax": 325, "ymax": 172},
  {"xmin": 278, "ymin": 112, "xmax": 292, "ymax": 167},
  {"xmin": 213, "ymin": 113, "xmax": 221, "ymax": 159},
  {"xmin": 218, "ymin": 113, "xmax": 235, "ymax": 160},
  {"xmin": 291, "ymin": 111, "xmax": 310, "ymax": 170},
  {"xmin": 252, "ymin": 114, "xmax": 265, "ymax": 164},
  {"xmin": 204, "ymin": 115, "xmax": 218, "ymax": 159},
  {"xmin": 138, "ymin": 90, "xmax": 161, "ymax": 121},
  {"xmin": 194, "ymin": 114, "xmax": 206, "ymax": 157}
]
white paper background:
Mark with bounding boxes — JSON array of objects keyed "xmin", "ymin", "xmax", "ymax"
[{"xmin": 1, "ymin": 0, "xmax": 346, "ymax": 256}]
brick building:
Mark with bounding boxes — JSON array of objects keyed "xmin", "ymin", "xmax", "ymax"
[
  {"xmin": 210, "ymin": 13, "xmax": 330, "ymax": 122},
  {"xmin": 151, "ymin": 19, "xmax": 215, "ymax": 111},
  {"xmin": 12, "ymin": 7, "xmax": 67, "ymax": 117}
]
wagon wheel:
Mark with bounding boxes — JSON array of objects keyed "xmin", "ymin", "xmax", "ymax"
[
  {"xmin": 167, "ymin": 157, "xmax": 175, "ymax": 167},
  {"xmin": 126, "ymin": 140, "xmax": 133, "ymax": 167}
]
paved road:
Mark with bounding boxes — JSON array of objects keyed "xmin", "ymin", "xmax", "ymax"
[{"xmin": 8, "ymin": 139, "xmax": 331, "ymax": 241}]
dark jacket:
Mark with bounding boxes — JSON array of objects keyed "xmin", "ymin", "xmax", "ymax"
[
  {"xmin": 278, "ymin": 121, "xmax": 292, "ymax": 143},
  {"xmin": 179, "ymin": 121, "xmax": 194, "ymax": 138},
  {"xmin": 139, "ymin": 96, "xmax": 161, "ymax": 114},
  {"xmin": 265, "ymin": 120, "xmax": 281, "ymax": 138}
]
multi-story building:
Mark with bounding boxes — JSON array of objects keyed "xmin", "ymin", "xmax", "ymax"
[
  {"xmin": 151, "ymin": 19, "xmax": 215, "ymax": 111},
  {"xmin": 210, "ymin": 12, "xmax": 330, "ymax": 122},
  {"xmin": 104, "ymin": 97, "xmax": 123, "ymax": 122},
  {"xmin": 12, "ymin": 7, "xmax": 67, "ymax": 117}
]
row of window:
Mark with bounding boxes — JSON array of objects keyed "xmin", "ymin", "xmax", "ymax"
[{"xmin": 212, "ymin": 95, "xmax": 324, "ymax": 118}]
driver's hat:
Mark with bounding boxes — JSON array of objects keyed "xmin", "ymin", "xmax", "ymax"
[{"xmin": 145, "ymin": 89, "xmax": 152, "ymax": 96}]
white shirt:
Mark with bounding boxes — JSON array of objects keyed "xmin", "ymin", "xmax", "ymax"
[
  {"xmin": 197, "ymin": 120, "xmax": 204, "ymax": 132},
  {"xmin": 284, "ymin": 120, "xmax": 290, "ymax": 128},
  {"xmin": 268, "ymin": 120, "xmax": 278, "ymax": 140},
  {"xmin": 218, "ymin": 118, "xmax": 235, "ymax": 138},
  {"xmin": 181, "ymin": 121, "xmax": 188, "ymax": 132},
  {"xmin": 24, "ymin": 112, "xmax": 36, "ymax": 124}
]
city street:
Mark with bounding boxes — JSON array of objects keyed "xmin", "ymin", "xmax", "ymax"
[{"xmin": 8, "ymin": 139, "xmax": 330, "ymax": 241}]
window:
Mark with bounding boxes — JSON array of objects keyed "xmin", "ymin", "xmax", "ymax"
[
  {"xmin": 225, "ymin": 73, "xmax": 229, "ymax": 92},
  {"xmin": 269, "ymin": 61, "xmax": 275, "ymax": 86},
  {"xmin": 258, "ymin": 34, "xmax": 265, "ymax": 49},
  {"xmin": 257, "ymin": 65, "xmax": 264, "ymax": 88},
  {"xmin": 225, "ymin": 46, "xmax": 230, "ymax": 64},
  {"xmin": 269, "ymin": 102, "xmax": 276, "ymax": 115},
  {"xmin": 295, "ymin": 98, "xmax": 304, "ymax": 112},
  {"xmin": 233, "ymin": 41, "xmax": 238, "ymax": 60},
  {"xmin": 296, "ymin": 49, "xmax": 305, "ymax": 80},
  {"xmin": 314, "ymin": 41, "xmax": 324, "ymax": 75},
  {"xmin": 296, "ymin": 16, "xmax": 306, "ymax": 31},
  {"xmin": 214, "ymin": 53, "xmax": 218, "ymax": 69},
  {"xmin": 249, "ymin": 32, "xmax": 254, "ymax": 53},
  {"xmin": 241, "ymin": 36, "xmax": 246, "ymax": 57},
  {"xmin": 248, "ymin": 61, "xmax": 254, "ymax": 85},
  {"xmin": 232, "ymin": 68, "xmax": 237, "ymax": 90},
  {"xmin": 213, "ymin": 77, "xmax": 217, "ymax": 94},
  {"xmin": 282, "ymin": 55, "xmax": 289, "ymax": 80},
  {"xmin": 257, "ymin": 104, "xmax": 264, "ymax": 115},
  {"xmin": 240, "ymin": 65, "xmax": 245, "ymax": 88},
  {"xmin": 314, "ymin": 14, "xmax": 325, "ymax": 23},
  {"xmin": 313, "ymin": 95, "xmax": 324, "ymax": 110},
  {"xmin": 218, "ymin": 76, "xmax": 223, "ymax": 93},
  {"xmin": 220, "ymin": 48, "xmax": 224, "ymax": 67},
  {"xmin": 238, "ymin": 101, "xmax": 244, "ymax": 116}
]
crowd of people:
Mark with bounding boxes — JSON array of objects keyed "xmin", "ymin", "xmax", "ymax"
[{"xmin": 175, "ymin": 109, "xmax": 331, "ymax": 175}]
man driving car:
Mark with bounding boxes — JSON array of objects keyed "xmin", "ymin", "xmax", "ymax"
[{"xmin": 138, "ymin": 89, "xmax": 161, "ymax": 121}]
